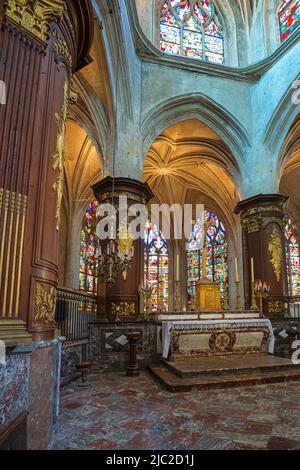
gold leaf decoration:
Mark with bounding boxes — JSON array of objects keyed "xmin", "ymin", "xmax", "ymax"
[
  {"xmin": 5, "ymin": 0, "xmax": 66, "ymax": 44},
  {"xmin": 268, "ymin": 226, "xmax": 282, "ymax": 282},
  {"xmin": 53, "ymin": 79, "xmax": 68, "ymax": 231},
  {"xmin": 34, "ymin": 283, "xmax": 55, "ymax": 324}
]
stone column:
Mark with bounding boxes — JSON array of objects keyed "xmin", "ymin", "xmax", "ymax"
[
  {"xmin": 93, "ymin": 177, "xmax": 153, "ymax": 322},
  {"xmin": 0, "ymin": 0, "xmax": 93, "ymax": 343},
  {"xmin": 235, "ymin": 194, "xmax": 289, "ymax": 314}
]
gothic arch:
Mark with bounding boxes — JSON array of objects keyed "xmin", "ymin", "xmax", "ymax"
[
  {"xmin": 263, "ymin": 75, "xmax": 300, "ymax": 180},
  {"xmin": 141, "ymin": 93, "xmax": 250, "ymax": 173}
]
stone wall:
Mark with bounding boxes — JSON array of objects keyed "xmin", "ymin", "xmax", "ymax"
[
  {"xmin": 61, "ymin": 343, "xmax": 88, "ymax": 384},
  {"xmin": 90, "ymin": 321, "xmax": 158, "ymax": 372},
  {"xmin": 0, "ymin": 349, "xmax": 31, "ymax": 426},
  {"xmin": 0, "ymin": 338, "xmax": 63, "ymax": 450}
]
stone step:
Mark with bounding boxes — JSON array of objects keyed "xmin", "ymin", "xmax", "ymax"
[
  {"xmin": 149, "ymin": 364, "xmax": 300, "ymax": 393},
  {"xmin": 162, "ymin": 354, "xmax": 297, "ymax": 378}
]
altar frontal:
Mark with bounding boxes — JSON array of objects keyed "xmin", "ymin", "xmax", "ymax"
[{"xmin": 162, "ymin": 316, "xmax": 275, "ymax": 361}]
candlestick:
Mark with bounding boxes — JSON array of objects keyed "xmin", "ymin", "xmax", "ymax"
[
  {"xmin": 250, "ymin": 281, "xmax": 259, "ymax": 312},
  {"xmin": 235, "ymin": 280, "xmax": 242, "ymax": 311}
]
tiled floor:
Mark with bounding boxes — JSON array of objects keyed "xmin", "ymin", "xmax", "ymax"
[{"xmin": 52, "ymin": 372, "xmax": 300, "ymax": 450}]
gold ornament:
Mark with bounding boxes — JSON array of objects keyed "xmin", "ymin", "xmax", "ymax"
[
  {"xmin": 269, "ymin": 226, "xmax": 282, "ymax": 282},
  {"xmin": 52, "ymin": 29, "xmax": 72, "ymax": 68},
  {"xmin": 111, "ymin": 302, "xmax": 136, "ymax": 321},
  {"xmin": 53, "ymin": 79, "xmax": 68, "ymax": 231},
  {"xmin": 34, "ymin": 283, "xmax": 55, "ymax": 324},
  {"xmin": 5, "ymin": 0, "xmax": 66, "ymax": 44}
]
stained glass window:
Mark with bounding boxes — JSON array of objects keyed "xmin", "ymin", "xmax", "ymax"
[
  {"xmin": 160, "ymin": 0, "xmax": 224, "ymax": 64},
  {"xmin": 79, "ymin": 200, "xmax": 100, "ymax": 294},
  {"xmin": 285, "ymin": 219, "xmax": 300, "ymax": 295},
  {"xmin": 187, "ymin": 211, "xmax": 228, "ymax": 304},
  {"xmin": 144, "ymin": 222, "xmax": 169, "ymax": 311},
  {"xmin": 279, "ymin": 0, "xmax": 300, "ymax": 41}
]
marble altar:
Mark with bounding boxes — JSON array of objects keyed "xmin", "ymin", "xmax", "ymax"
[{"xmin": 161, "ymin": 317, "xmax": 275, "ymax": 361}]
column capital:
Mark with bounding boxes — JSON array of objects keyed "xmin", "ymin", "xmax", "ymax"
[
  {"xmin": 234, "ymin": 194, "xmax": 289, "ymax": 218},
  {"xmin": 4, "ymin": 0, "xmax": 66, "ymax": 44},
  {"xmin": 92, "ymin": 177, "xmax": 154, "ymax": 206}
]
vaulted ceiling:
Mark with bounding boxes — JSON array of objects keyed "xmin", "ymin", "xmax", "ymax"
[{"xmin": 144, "ymin": 119, "xmax": 241, "ymax": 238}]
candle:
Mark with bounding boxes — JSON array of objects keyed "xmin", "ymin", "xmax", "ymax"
[
  {"xmin": 235, "ymin": 258, "xmax": 239, "ymax": 282},
  {"xmin": 251, "ymin": 257, "xmax": 255, "ymax": 283},
  {"xmin": 176, "ymin": 254, "xmax": 180, "ymax": 282}
]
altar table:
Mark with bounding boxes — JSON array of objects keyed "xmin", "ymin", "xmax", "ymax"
[{"xmin": 161, "ymin": 319, "xmax": 275, "ymax": 361}]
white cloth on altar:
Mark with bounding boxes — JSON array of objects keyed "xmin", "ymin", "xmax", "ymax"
[{"xmin": 161, "ymin": 319, "xmax": 275, "ymax": 359}]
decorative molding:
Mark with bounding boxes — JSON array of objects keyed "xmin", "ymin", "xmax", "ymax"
[
  {"xmin": 52, "ymin": 28, "xmax": 72, "ymax": 68},
  {"xmin": 111, "ymin": 301, "xmax": 136, "ymax": 321},
  {"xmin": 269, "ymin": 226, "xmax": 283, "ymax": 282},
  {"xmin": 53, "ymin": 79, "xmax": 69, "ymax": 231},
  {"xmin": 5, "ymin": 0, "xmax": 66, "ymax": 44},
  {"xmin": 34, "ymin": 283, "xmax": 55, "ymax": 324},
  {"xmin": 0, "ymin": 189, "xmax": 28, "ymax": 319},
  {"xmin": 242, "ymin": 216, "xmax": 262, "ymax": 234}
]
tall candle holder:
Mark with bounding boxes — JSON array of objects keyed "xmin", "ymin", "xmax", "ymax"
[
  {"xmin": 255, "ymin": 280, "xmax": 270, "ymax": 316},
  {"xmin": 235, "ymin": 281, "xmax": 242, "ymax": 311},
  {"xmin": 250, "ymin": 281, "xmax": 259, "ymax": 311},
  {"xmin": 174, "ymin": 280, "xmax": 181, "ymax": 312},
  {"xmin": 222, "ymin": 283, "xmax": 229, "ymax": 311}
]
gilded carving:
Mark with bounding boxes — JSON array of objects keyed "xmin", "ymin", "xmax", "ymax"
[
  {"xmin": 268, "ymin": 301, "xmax": 286, "ymax": 315},
  {"xmin": 53, "ymin": 79, "xmax": 68, "ymax": 231},
  {"xmin": 242, "ymin": 216, "xmax": 262, "ymax": 234},
  {"xmin": 111, "ymin": 302, "xmax": 136, "ymax": 321},
  {"xmin": 268, "ymin": 227, "xmax": 283, "ymax": 282},
  {"xmin": 52, "ymin": 29, "xmax": 72, "ymax": 68},
  {"xmin": 34, "ymin": 283, "xmax": 55, "ymax": 324},
  {"xmin": 5, "ymin": 0, "xmax": 66, "ymax": 44},
  {"xmin": 209, "ymin": 331, "xmax": 236, "ymax": 353}
]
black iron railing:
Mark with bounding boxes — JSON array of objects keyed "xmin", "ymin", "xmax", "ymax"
[{"xmin": 55, "ymin": 287, "xmax": 97, "ymax": 345}]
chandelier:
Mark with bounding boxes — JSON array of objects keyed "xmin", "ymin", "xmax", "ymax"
[{"xmin": 97, "ymin": 231, "xmax": 135, "ymax": 287}]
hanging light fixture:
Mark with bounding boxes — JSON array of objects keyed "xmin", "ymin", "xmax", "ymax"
[{"xmin": 96, "ymin": 15, "xmax": 134, "ymax": 287}]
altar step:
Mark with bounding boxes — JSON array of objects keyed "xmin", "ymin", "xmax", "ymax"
[{"xmin": 149, "ymin": 355, "xmax": 300, "ymax": 392}]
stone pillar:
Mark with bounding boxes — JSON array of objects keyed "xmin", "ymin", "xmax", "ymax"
[
  {"xmin": 0, "ymin": 0, "xmax": 93, "ymax": 343},
  {"xmin": 93, "ymin": 177, "xmax": 154, "ymax": 322},
  {"xmin": 235, "ymin": 194, "xmax": 289, "ymax": 314}
]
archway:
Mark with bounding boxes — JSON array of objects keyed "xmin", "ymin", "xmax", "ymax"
[{"xmin": 143, "ymin": 118, "xmax": 242, "ymax": 310}]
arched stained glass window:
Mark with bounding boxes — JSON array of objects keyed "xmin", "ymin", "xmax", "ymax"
[
  {"xmin": 79, "ymin": 200, "xmax": 100, "ymax": 294},
  {"xmin": 285, "ymin": 219, "xmax": 300, "ymax": 295},
  {"xmin": 187, "ymin": 211, "xmax": 228, "ymax": 302},
  {"xmin": 279, "ymin": 0, "xmax": 300, "ymax": 41},
  {"xmin": 144, "ymin": 222, "xmax": 169, "ymax": 311},
  {"xmin": 160, "ymin": 0, "xmax": 224, "ymax": 64}
]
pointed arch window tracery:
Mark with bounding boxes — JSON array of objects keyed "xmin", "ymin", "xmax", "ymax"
[
  {"xmin": 79, "ymin": 200, "xmax": 100, "ymax": 294},
  {"xmin": 285, "ymin": 218, "xmax": 300, "ymax": 296},
  {"xmin": 160, "ymin": 0, "xmax": 224, "ymax": 64},
  {"xmin": 279, "ymin": 0, "xmax": 300, "ymax": 41},
  {"xmin": 187, "ymin": 210, "xmax": 228, "ymax": 302},
  {"xmin": 144, "ymin": 221, "xmax": 169, "ymax": 311}
]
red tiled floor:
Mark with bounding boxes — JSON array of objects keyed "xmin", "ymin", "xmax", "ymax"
[{"xmin": 52, "ymin": 371, "xmax": 300, "ymax": 450}]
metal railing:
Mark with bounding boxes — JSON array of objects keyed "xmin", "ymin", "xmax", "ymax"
[{"xmin": 55, "ymin": 287, "xmax": 97, "ymax": 345}]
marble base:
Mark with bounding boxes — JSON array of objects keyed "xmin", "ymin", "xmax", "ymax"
[{"xmin": 89, "ymin": 321, "xmax": 158, "ymax": 372}]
